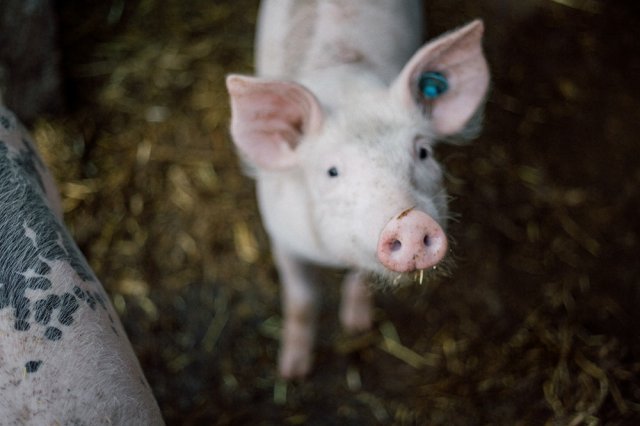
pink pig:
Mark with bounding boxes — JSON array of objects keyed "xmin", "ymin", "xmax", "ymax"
[{"xmin": 226, "ymin": 0, "xmax": 489, "ymax": 379}]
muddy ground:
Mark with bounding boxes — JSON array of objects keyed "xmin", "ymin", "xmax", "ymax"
[{"xmin": 25, "ymin": 0, "xmax": 640, "ymax": 424}]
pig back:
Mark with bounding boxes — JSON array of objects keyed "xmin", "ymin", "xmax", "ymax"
[{"xmin": 255, "ymin": 0, "xmax": 424, "ymax": 83}]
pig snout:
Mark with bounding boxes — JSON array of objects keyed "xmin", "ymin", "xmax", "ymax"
[{"xmin": 377, "ymin": 208, "xmax": 448, "ymax": 273}]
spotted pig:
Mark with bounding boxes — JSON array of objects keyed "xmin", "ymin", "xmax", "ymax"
[{"xmin": 0, "ymin": 106, "xmax": 163, "ymax": 425}]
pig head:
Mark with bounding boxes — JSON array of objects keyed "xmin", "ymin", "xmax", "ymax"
[{"xmin": 226, "ymin": 1, "xmax": 489, "ymax": 379}]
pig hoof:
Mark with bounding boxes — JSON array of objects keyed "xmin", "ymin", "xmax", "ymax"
[{"xmin": 278, "ymin": 349, "xmax": 312, "ymax": 379}]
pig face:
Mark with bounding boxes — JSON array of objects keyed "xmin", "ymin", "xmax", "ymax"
[
  {"xmin": 227, "ymin": 20, "xmax": 489, "ymax": 281},
  {"xmin": 294, "ymin": 94, "xmax": 448, "ymax": 278}
]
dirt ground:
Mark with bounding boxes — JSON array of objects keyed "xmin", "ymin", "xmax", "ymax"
[{"xmin": 28, "ymin": 0, "xmax": 640, "ymax": 424}]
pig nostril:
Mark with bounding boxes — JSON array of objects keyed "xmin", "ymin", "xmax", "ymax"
[
  {"xmin": 390, "ymin": 239, "xmax": 402, "ymax": 252},
  {"xmin": 423, "ymin": 235, "xmax": 431, "ymax": 247}
]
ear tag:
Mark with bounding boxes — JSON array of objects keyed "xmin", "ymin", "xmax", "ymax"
[{"xmin": 419, "ymin": 71, "xmax": 449, "ymax": 99}]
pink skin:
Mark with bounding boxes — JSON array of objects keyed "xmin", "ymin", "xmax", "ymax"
[
  {"xmin": 227, "ymin": 2, "xmax": 489, "ymax": 379},
  {"xmin": 377, "ymin": 208, "xmax": 448, "ymax": 273}
]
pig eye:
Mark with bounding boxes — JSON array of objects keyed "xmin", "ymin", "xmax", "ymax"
[
  {"xmin": 327, "ymin": 166, "xmax": 339, "ymax": 177},
  {"xmin": 414, "ymin": 136, "xmax": 432, "ymax": 161},
  {"xmin": 418, "ymin": 147, "xmax": 429, "ymax": 160}
]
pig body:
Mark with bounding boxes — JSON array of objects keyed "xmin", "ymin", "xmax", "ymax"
[
  {"xmin": 0, "ymin": 107, "xmax": 163, "ymax": 424},
  {"xmin": 255, "ymin": 0, "xmax": 423, "ymax": 84},
  {"xmin": 227, "ymin": 0, "xmax": 489, "ymax": 378}
]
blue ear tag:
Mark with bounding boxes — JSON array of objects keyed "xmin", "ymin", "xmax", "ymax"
[{"xmin": 419, "ymin": 71, "xmax": 449, "ymax": 99}]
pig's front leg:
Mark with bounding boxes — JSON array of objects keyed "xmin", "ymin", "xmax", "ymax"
[
  {"xmin": 340, "ymin": 271, "xmax": 373, "ymax": 333},
  {"xmin": 273, "ymin": 246, "xmax": 319, "ymax": 379}
]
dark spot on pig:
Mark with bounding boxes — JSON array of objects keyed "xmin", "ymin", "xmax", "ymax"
[
  {"xmin": 34, "ymin": 294, "xmax": 61, "ymax": 325},
  {"xmin": 396, "ymin": 207, "xmax": 414, "ymax": 220},
  {"xmin": 34, "ymin": 261, "xmax": 51, "ymax": 275},
  {"xmin": 25, "ymin": 360, "xmax": 42, "ymax": 373},
  {"xmin": 85, "ymin": 292, "xmax": 97, "ymax": 310},
  {"xmin": 59, "ymin": 293, "xmax": 79, "ymax": 326},
  {"xmin": 15, "ymin": 320, "xmax": 30, "ymax": 331},
  {"xmin": 45, "ymin": 327, "xmax": 62, "ymax": 341},
  {"xmin": 336, "ymin": 45, "xmax": 365, "ymax": 64},
  {"xmin": 73, "ymin": 286, "xmax": 85, "ymax": 300},
  {"xmin": 327, "ymin": 166, "xmax": 339, "ymax": 177},
  {"xmin": 28, "ymin": 277, "xmax": 52, "ymax": 290}
]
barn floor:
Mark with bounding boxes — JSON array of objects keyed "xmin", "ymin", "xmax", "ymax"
[{"xmin": 32, "ymin": 0, "xmax": 640, "ymax": 424}]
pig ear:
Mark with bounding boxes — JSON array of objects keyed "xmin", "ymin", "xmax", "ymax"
[
  {"xmin": 226, "ymin": 75, "xmax": 323, "ymax": 169},
  {"xmin": 391, "ymin": 19, "xmax": 489, "ymax": 137}
]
